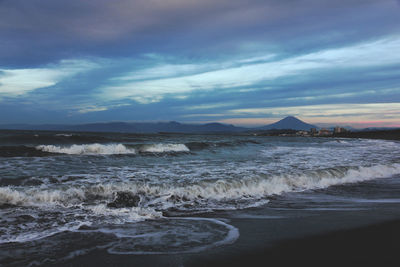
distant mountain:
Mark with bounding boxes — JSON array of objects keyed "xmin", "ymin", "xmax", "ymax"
[
  {"xmin": 259, "ymin": 116, "xmax": 316, "ymax": 131},
  {"xmin": 0, "ymin": 116, "xmax": 323, "ymax": 133},
  {"xmin": 0, "ymin": 121, "xmax": 246, "ymax": 133}
]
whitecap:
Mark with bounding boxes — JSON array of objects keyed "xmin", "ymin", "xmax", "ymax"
[
  {"xmin": 138, "ymin": 143, "xmax": 190, "ymax": 153},
  {"xmin": 36, "ymin": 143, "xmax": 136, "ymax": 155}
]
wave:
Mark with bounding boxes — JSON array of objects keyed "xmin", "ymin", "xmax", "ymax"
[
  {"xmin": 0, "ymin": 143, "xmax": 191, "ymax": 157},
  {"xmin": 2, "ymin": 139, "xmax": 259, "ymax": 157},
  {"xmin": 138, "ymin": 143, "xmax": 189, "ymax": 153},
  {"xmin": 2, "ymin": 163, "xmax": 399, "ymax": 212},
  {"xmin": 35, "ymin": 143, "xmax": 190, "ymax": 155},
  {"xmin": 36, "ymin": 144, "xmax": 137, "ymax": 155}
]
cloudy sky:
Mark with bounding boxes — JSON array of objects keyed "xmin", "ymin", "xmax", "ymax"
[{"xmin": 1, "ymin": 0, "xmax": 399, "ymax": 128}]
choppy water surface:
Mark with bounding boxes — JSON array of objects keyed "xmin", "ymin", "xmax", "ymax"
[{"xmin": 0, "ymin": 131, "xmax": 399, "ymax": 265}]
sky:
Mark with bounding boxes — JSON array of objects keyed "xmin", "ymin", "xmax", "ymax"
[{"xmin": 0, "ymin": 0, "xmax": 400, "ymax": 128}]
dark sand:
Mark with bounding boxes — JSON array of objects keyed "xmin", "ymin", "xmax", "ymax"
[
  {"xmin": 187, "ymin": 220, "xmax": 399, "ymax": 267},
  {"xmin": 53, "ymin": 207, "xmax": 400, "ymax": 267}
]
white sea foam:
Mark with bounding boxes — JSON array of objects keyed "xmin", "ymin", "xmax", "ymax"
[
  {"xmin": 0, "ymin": 186, "xmax": 86, "ymax": 206},
  {"xmin": 4, "ymin": 136, "xmax": 400, "ymax": 260},
  {"xmin": 35, "ymin": 143, "xmax": 190, "ymax": 155},
  {"xmin": 139, "ymin": 143, "xmax": 190, "ymax": 153},
  {"xmin": 1, "ymin": 163, "xmax": 399, "ymax": 249},
  {"xmin": 36, "ymin": 144, "xmax": 136, "ymax": 155},
  {"xmin": 105, "ymin": 217, "xmax": 239, "ymax": 254},
  {"xmin": 88, "ymin": 204, "xmax": 163, "ymax": 222},
  {"xmin": 0, "ymin": 222, "xmax": 84, "ymax": 244},
  {"xmin": 2, "ymin": 164, "xmax": 399, "ymax": 212}
]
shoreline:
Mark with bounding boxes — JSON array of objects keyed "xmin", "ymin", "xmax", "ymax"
[
  {"xmin": 1, "ymin": 130, "xmax": 398, "ymax": 267},
  {"xmin": 2, "ymin": 128, "xmax": 399, "ymax": 141},
  {"xmin": 53, "ymin": 208, "xmax": 400, "ymax": 267},
  {"xmin": 332, "ymin": 129, "xmax": 400, "ymax": 141}
]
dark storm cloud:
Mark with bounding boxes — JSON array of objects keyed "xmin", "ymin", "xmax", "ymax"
[{"xmin": 1, "ymin": 0, "xmax": 399, "ymax": 67}]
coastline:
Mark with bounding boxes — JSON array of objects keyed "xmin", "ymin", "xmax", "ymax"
[
  {"xmin": 53, "ymin": 206, "xmax": 400, "ymax": 267},
  {"xmin": 1, "ymin": 131, "xmax": 399, "ymax": 267},
  {"xmin": 332, "ymin": 129, "xmax": 400, "ymax": 141}
]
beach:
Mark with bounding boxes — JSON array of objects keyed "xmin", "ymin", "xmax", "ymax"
[
  {"xmin": 189, "ymin": 219, "xmax": 400, "ymax": 267},
  {"xmin": 54, "ymin": 208, "xmax": 400, "ymax": 266},
  {"xmin": 2, "ymin": 1, "xmax": 399, "ymax": 265},
  {"xmin": 51, "ymin": 175, "xmax": 400, "ymax": 267},
  {"xmin": 1, "ymin": 131, "xmax": 400, "ymax": 266}
]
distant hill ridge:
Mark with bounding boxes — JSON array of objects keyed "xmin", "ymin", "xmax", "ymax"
[
  {"xmin": 0, "ymin": 121, "xmax": 245, "ymax": 133},
  {"xmin": 0, "ymin": 116, "xmax": 319, "ymax": 133}
]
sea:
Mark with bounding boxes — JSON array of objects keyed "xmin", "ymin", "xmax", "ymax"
[{"xmin": 1, "ymin": 130, "xmax": 400, "ymax": 266}]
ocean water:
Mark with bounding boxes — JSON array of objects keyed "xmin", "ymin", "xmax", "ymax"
[{"xmin": 1, "ymin": 130, "xmax": 400, "ymax": 266}]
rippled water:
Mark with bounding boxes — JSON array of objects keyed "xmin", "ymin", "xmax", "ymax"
[{"xmin": 1, "ymin": 131, "xmax": 400, "ymax": 265}]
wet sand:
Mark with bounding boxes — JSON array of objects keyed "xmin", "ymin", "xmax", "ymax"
[
  {"xmin": 186, "ymin": 219, "xmax": 399, "ymax": 267},
  {"xmin": 54, "ymin": 207, "xmax": 400, "ymax": 267}
]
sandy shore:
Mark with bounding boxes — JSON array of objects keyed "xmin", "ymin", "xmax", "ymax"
[
  {"xmin": 52, "ymin": 207, "xmax": 400, "ymax": 267},
  {"xmin": 186, "ymin": 219, "xmax": 400, "ymax": 267}
]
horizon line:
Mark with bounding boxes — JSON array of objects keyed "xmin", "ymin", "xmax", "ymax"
[{"xmin": 1, "ymin": 116, "xmax": 399, "ymax": 130}]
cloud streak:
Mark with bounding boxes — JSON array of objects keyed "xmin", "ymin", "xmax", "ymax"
[
  {"xmin": 0, "ymin": 60, "xmax": 98, "ymax": 96},
  {"xmin": 99, "ymin": 36, "xmax": 400, "ymax": 103}
]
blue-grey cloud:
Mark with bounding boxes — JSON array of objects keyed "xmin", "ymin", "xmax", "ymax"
[
  {"xmin": 0, "ymin": 0, "xmax": 399, "ymax": 126},
  {"xmin": 1, "ymin": 0, "xmax": 399, "ymax": 67}
]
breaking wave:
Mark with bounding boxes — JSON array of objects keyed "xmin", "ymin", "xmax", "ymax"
[
  {"xmin": 2, "ymin": 140, "xmax": 261, "ymax": 157},
  {"xmin": 138, "ymin": 143, "xmax": 189, "ymax": 153},
  {"xmin": 34, "ymin": 143, "xmax": 190, "ymax": 155},
  {"xmin": 2, "ymin": 163, "xmax": 399, "ymax": 212},
  {"xmin": 36, "ymin": 144, "xmax": 136, "ymax": 155}
]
